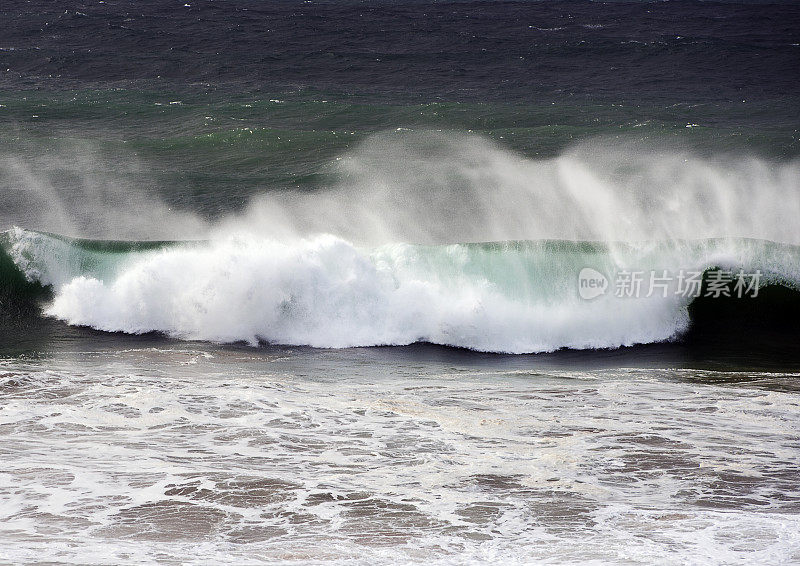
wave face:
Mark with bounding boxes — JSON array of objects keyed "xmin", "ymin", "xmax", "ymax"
[{"xmin": 4, "ymin": 227, "xmax": 800, "ymax": 353}]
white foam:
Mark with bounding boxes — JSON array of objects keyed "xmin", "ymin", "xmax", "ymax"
[
  {"xmin": 5, "ymin": 132, "xmax": 800, "ymax": 352},
  {"xmin": 40, "ymin": 234, "xmax": 695, "ymax": 353}
]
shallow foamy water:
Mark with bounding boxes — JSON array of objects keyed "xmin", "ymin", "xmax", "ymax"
[{"xmin": 1, "ymin": 345, "xmax": 798, "ymax": 565}]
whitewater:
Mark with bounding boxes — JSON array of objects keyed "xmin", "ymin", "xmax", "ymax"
[
  {"xmin": 0, "ymin": 228, "xmax": 797, "ymax": 353},
  {"xmin": 3, "ymin": 134, "xmax": 800, "ymax": 353}
]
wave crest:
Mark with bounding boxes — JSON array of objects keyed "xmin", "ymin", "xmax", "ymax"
[{"xmin": 4, "ymin": 229, "xmax": 799, "ymax": 353}]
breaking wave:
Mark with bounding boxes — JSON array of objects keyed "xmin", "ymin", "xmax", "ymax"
[{"xmin": 2, "ymin": 228, "xmax": 799, "ymax": 353}]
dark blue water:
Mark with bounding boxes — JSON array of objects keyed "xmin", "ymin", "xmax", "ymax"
[{"xmin": 3, "ymin": 0, "xmax": 799, "ymax": 106}]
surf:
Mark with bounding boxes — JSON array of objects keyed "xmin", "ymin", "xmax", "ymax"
[
  {"xmin": 2, "ymin": 133, "xmax": 800, "ymax": 353},
  {"xmin": 2, "ymin": 227, "xmax": 799, "ymax": 354}
]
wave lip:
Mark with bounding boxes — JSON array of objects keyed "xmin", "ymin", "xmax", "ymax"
[{"xmin": 4, "ymin": 228, "xmax": 800, "ymax": 354}]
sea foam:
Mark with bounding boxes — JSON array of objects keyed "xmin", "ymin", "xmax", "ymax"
[
  {"xmin": 5, "ymin": 231, "xmax": 784, "ymax": 353},
  {"xmin": 4, "ymin": 133, "xmax": 800, "ymax": 352}
]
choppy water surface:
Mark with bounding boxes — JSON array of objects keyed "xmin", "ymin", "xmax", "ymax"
[{"xmin": 1, "ymin": 345, "xmax": 798, "ymax": 565}]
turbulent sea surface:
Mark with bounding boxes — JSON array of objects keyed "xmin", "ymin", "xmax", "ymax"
[{"xmin": 1, "ymin": 1, "xmax": 800, "ymax": 564}]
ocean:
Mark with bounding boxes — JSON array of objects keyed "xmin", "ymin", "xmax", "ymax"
[{"xmin": 1, "ymin": 0, "xmax": 799, "ymax": 564}]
